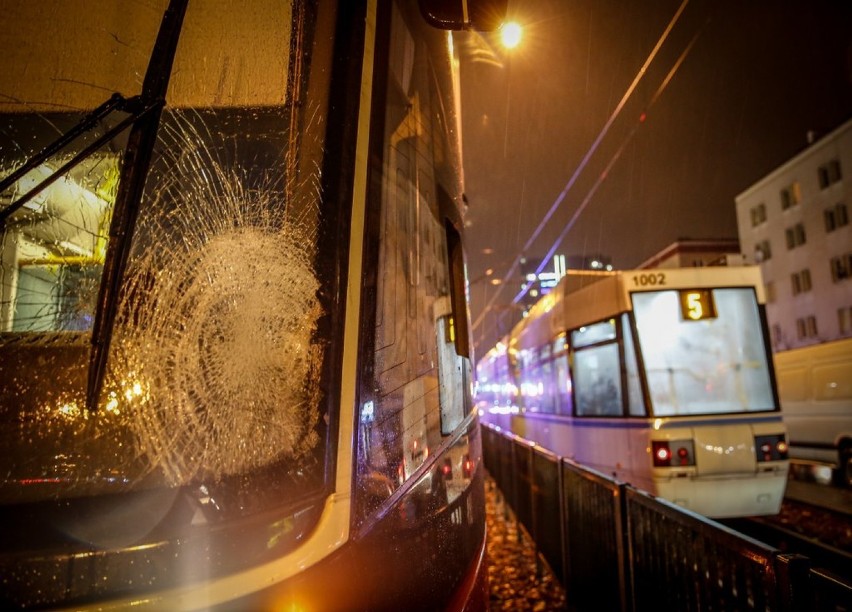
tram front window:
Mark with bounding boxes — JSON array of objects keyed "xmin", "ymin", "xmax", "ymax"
[
  {"xmin": 0, "ymin": 0, "xmax": 336, "ymax": 531},
  {"xmin": 632, "ymin": 288, "xmax": 775, "ymax": 416}
]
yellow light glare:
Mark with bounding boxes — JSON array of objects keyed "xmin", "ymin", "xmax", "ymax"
[
  {"xmin": 500, "ymin": 21, "xmax": 522, "ymax": 49},
  {"xmin": 105, "ymin": 397, "xmax": 120, "ymax": 414}
]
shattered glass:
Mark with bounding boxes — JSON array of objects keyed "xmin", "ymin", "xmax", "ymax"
[{"xmin": 0, "ymin": 0, "xmax": 330, "ymax": 512}]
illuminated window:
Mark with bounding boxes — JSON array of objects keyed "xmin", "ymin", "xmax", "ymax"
[{"xmin": 780, "ymin": 181, "xmax": 801, "ymax": 210}]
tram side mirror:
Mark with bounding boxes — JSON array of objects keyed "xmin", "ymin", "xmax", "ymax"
[{"xmin": 419, "ymin": 0, "xmax": 509, "ymax": 31}]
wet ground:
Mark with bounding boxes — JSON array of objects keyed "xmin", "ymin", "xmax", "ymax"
[{"xmin": 484, "ymin": 478, "xmax": 566, "ymax": 611}]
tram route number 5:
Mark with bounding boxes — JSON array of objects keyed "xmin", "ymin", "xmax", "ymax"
[{"xmin": 678, "ymin": 289, "xmax": 717, "ymax": 321}]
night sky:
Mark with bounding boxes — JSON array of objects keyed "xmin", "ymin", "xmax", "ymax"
[{"xmin": 458, "ymin": 0, "xmax": 852, "ymax": 354}]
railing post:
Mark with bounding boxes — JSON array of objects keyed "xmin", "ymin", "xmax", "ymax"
[
  {"xmin": 774, "ymin": 553, "xmax": 811, "ymax": 612},
  {"xmin": 615, "ymin": 483, "xmax": 631, "ymax": 612}
]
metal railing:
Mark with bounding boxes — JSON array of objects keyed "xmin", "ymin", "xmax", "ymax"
[{"xmin": 480, "ymin": 423, "xmax": 852, "ymax": 611}]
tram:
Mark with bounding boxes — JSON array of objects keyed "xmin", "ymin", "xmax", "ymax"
[
  {"xmin": 0, "ymin": 0, "xmax": 506, "ymax": 609},
  {"xmin": 477, "ymin": 266, "xmax": 790, "ymax": 518}
]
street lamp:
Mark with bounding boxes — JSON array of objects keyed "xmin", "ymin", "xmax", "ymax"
[{"xmin": 500, "ymin": 21, "xmax": 522, "ymax": 49}]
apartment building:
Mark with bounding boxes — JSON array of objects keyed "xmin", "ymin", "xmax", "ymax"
[{"xmin": 735, "ymin": 118, "xmax": 852, "ymax": 351}]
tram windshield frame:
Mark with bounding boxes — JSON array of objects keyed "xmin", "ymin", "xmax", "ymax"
[
  {"xmin": 0, "ymin": 0, "xmax": 348, "ymax": 534},
  {"xmin": 630, "ymin": 286, "xmax": 777, "ymax": 417}
]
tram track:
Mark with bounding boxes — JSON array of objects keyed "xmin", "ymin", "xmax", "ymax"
[{"xmin": 722, "ymin": 485, "xmax": 852, "ymax": 582}]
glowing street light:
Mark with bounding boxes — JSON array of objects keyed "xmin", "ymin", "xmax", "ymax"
[{"xmin": 500, "ymin": 21, "xmax": 522, "ymax": 49}]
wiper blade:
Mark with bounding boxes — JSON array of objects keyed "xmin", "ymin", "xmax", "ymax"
[
  {"xmin": 85, "ymin": 0, "xmax": 188, "ymax": 412},
  {"xmin": 0, "ymin": 95, "xmax": 158, "ymax": 228},
  {"xmin": 0, "ymin": 93, "xmax": 125, "ymax": 198}
]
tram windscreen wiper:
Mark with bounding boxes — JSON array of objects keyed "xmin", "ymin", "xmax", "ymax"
[
  {"xmin": 84, "ymin": 0, "xmax": 188, "ymax": 413},
  {"xmin": 0, "ymin": 94, "xmax": 135, "ymax": 227}
]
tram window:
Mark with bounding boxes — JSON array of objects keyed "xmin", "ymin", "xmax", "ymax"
[
  {"xmin": 553, "ymin": 351, "xmax": 573, "ymax": 414},
  {"xmin": 632, "ymin": 288, "xmax": 774, "ymax": 415},
  {"xmin": 574, "ymin": 343, "xmax": 623, "ymax": 417},
  {"xmin": 571, "ymin": 319, "xmax": 616, "ymax": 348},
  {"xmin": 437, "ymin": 310, "xmax": 465, "ymax": 435},
  {"xmin": 622, "ymin": 313, "xmax": 646, "ymax": 416},
  {"xmin": 356, "ymin": 0, "xmax": 471, "ymax": 521},
  {"xmin": 539, "ymin": 355, "xmax": 556, "ymax": 414}
]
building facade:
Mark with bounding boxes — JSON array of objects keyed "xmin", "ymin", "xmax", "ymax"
[
  {"xmin": 637, "ymin": 238, "xmax": 743, "ymax": 270},
  {"xmin": 735, "ymin": 119, "xmax": 852, "ymax": 351}
]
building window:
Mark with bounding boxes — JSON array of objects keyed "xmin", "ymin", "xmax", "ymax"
[
  {"xmin": 839, "ymin": 306, "xmax": 852, "ymax": 336},
  {"xmin": 831, "ymin": 253, "xmax": 852, "ymax": 283},
  {"xmin": 780, "ymin": 181, "xmax": 801, "ymax": 210},
  {"xmin": 818, "ymin": 159, "xmax": 843, "ymax": 189},
  {"xmin": 755, "ymin": 239, "xmax": 772, "ymax": 262},
  {"xmin": 796, "ymin": 315, "xmax": 818, "ymax": 340},
  {"xmin": 836, "ymin": 202, "xmax": 848, "ymax": 228},
  {"xmin": 791, "ymin": 269, "xmax": 812, "ymax": 295},
  {"xmin": 823, "ymin": 202, "xmax": 849, "ymax": 232},
  {"xmin": 750, "ymin": 203, "xmax": 767, "ymax": 227},
  {"xmin": 771, "ymin": 323, "xmax": 782, "ymax": 346},
  {"xmin": 785, "ymin": 223, "xmax": 806, "ymax": 249},
  {"xmin": 824, "ymin": 202, "xmax": 848, "ymax": 232}
]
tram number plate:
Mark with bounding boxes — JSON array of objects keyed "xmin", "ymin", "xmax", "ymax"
[
  {"xmin": 679, "ymin": 289, "xmax": 717, "ymax": 321},
  {"xmin": 631, "ymin": 273, "xmax": 666, "ymax": 287}
]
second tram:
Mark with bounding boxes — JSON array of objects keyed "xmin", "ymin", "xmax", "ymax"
[{"xmin": 477, "ymin": 266, "xmax": 790, "ymax": 518}]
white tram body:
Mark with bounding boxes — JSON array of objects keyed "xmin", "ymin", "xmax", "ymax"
[{"xmin": 477, "ymin": 266, "xmax": 790, "ymax": 518}]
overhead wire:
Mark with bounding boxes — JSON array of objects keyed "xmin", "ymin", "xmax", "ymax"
[
  {"xmin": 472, "ymin": 0, "xmax": 690, "ymax": 331},
  {"xmin": 514, "ymin": 20, "xmax": 706, "ymax": 306},
  {"xmin": 471, "ymin": 0, "xmax": 692, "ymax": 340}
]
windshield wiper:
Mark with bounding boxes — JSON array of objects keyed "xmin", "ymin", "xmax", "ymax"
[
  {"xmin": 85, "ymin": 0, "xmax": 189, "ymax": 412},
  {"xmin": 0, "ymin": 94, "xmax": 139, "ymax": 227}
]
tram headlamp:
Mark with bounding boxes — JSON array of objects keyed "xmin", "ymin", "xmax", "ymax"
[{"xmin": 755, "ymin": 434, "xmax": 788, "ymax": 462}]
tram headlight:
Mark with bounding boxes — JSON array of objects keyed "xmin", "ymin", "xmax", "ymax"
[{"xmin": 755, "ymin": 434, "xmax": 788, "ymax": 462}]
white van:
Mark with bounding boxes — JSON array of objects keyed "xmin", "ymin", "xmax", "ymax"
[{"xmin": 774, "ymin": 338, "xmax": 852, "ymax": 486}]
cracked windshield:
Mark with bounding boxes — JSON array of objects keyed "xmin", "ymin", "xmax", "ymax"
[{"xmin": 0, "ymin": 0, "xmax": 329, "ymax": 507}]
